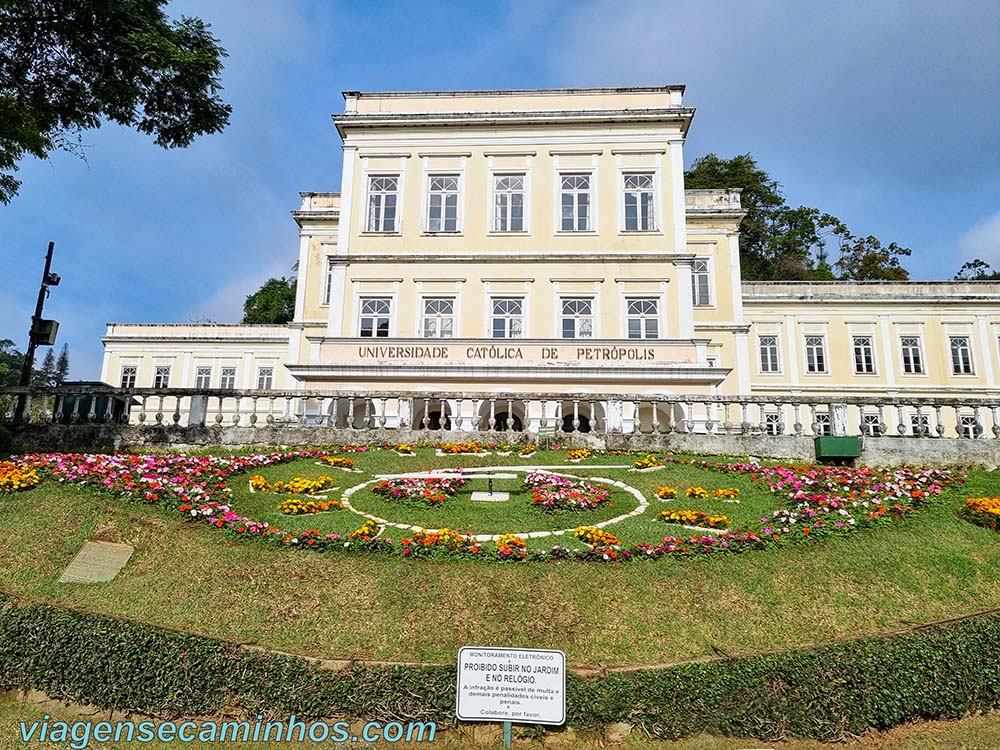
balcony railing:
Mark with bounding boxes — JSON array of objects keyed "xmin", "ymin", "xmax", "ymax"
[{"xmin": 3, "ymin": 385, "xmax": 1000, "ymax": 441}]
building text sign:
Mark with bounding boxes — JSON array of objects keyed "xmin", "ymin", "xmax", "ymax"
[
  {"xmin": 328, "ymin": 341, "xmax": 694, "ymax": 364},
  {"xmin": 456, "ymin": 647, "xmax": 566, "ymax": 725}
]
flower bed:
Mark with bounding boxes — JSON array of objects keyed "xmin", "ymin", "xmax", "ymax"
[
  {"xmin": 657, "ymin": 509, "xmax": 730, "ymax": 529},
  {"xmin": 574, "ymin": 525, "xmax": 621, "ymax": 546},
  {"xmin": 632, "ymin": 454, "xmax": 661, "ymax": 470},
  {"xmin": 371, "ymin": 473, "xmax": 467, "ymax": 507},
  {"xmin": 960, "ymin": 497, "xmax": 1000, "ymax": 531},
  {"xmin": 250, "ymin": 475, "xmax": 338, "ymax": 495},
  {"xmin": 0, "ymin": 461, "xmax": 40, "ymax": 493},
  {"xmin": 524, "ymin": 472, "xmax": 611, "ymax": 511},
  {"xmin": 566, "ymin": 448, "xmax": 592, "ymax": 461},
  {"xmin": 278, "ymin": 497, "xmax": 344, "ymax": 515},
  {"xmin": 495, "ymin": 533, "xmax": 527, "ymax": 560},
  {"xmin": 435, "ymin": 442, "xmax": 491, "ymax": 455},
  {"xmin": 401, "ymin": 528, "xmax": 480, "ymax": 558},
  {"xmin": 321, "ymin": 456, "xmax": 355, "ymax": 469}
]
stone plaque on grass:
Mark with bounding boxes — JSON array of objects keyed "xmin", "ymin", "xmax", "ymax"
[{"xmin": 58, "ymin": 541, "xmax": 134, "ymax": 583}]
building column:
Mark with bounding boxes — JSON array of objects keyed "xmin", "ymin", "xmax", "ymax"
[{"xmin": 673, "ymin": 260, "xmax": 695, "ymax": 339}]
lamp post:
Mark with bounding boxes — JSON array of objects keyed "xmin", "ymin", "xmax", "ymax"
[{"xmin": 14, "ymin": 241, "xmax": 60, "ymax": 422}]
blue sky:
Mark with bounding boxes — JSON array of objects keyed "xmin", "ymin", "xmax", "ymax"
[{"xmin": 2, "ymin": 0, "xmax": 999, "ymax": 379}]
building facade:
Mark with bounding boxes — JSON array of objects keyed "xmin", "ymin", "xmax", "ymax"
[{"xmin": 101, "ymin": 86, "xmax": 1000, "ymax": 434}]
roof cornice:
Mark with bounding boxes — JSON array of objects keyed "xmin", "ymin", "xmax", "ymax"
[{"xmin": 333, "ymin": 107, "xmax": 695, "ymax": 137}]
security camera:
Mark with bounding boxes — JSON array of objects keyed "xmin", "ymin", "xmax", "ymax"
[{"xmin": 45, "ymin": 272, "xmax": 61, "ymax": 286}]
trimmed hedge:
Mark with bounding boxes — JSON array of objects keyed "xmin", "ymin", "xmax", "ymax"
[{"xmin": 1, "ymin": 593, "xmax": 999, "ymax": 742}]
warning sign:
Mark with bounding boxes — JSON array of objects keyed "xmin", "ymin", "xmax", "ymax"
[{"xmin": 455, "ymin": 647, "xmax": 566, "ymax": 726}]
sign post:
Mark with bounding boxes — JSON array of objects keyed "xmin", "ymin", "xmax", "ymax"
[{"xmin": 456, "ymin": 646, "xmax": 566, "ymax": 749}]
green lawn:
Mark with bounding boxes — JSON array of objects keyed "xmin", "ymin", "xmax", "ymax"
[{"xmin": 0, "ymin": 448, "xmax": 999, "ymax": 668}]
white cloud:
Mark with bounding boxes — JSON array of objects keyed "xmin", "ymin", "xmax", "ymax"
[{"xmin": 959, "ymin": 209, "xmax": 1000, "ymax": 265}]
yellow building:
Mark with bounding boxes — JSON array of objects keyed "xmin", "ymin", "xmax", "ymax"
[{"xmin": 100, "ymin": 86, "xmax": 1000, "ymax": 437}]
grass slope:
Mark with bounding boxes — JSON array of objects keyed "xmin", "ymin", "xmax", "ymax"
[{"xmin": 0, "ymin": 450, "xmax": 998, "ymax": 667}]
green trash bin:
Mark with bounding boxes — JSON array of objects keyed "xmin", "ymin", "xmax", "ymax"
[{"xmin": 814, "ymin": 435, "xmax": 862, "ymax": 462}]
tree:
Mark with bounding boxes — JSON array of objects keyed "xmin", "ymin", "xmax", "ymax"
[
  {"xmin": 242, "ymin": 277, "xmax": 296, "ymax": 324},
  {"xmin": 54, "ymin": 343, "xmax": 69, "ymax": 384},
  {"xmin": 0, "ymin": 339, "xmax": 23, "ymax": 386},
  {"xmin": 34, "ymin": 348, "xmax": 55, "ymax": 386},
  {"xmin": 685, "ymin": 153, "xmax": 912, "ymax": 281},
  {"xmin": 833, "ymin": 233, "xmax": 912, "ymax": 281},
  {"xmin": 955, "ymin": 259, "xmax": 1000, "ymax": 280},
  {"xmin": 0, "ymin": 0, "xmax": 231, "ymax": 203}
]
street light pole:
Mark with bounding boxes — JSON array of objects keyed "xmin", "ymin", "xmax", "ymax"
[{"xmin": 14, "ymin": 241, "xmax": 58, "ymax": 421}]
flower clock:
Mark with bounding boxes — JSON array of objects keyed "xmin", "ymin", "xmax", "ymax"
[{"xmin": 9, "ymin": 450, "xmax": 962, "ymax": 564}]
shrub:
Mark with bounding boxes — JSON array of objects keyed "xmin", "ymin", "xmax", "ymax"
[{"xmin": 4, "ymin": 595, "xmax": 1000, "ymax": 742}]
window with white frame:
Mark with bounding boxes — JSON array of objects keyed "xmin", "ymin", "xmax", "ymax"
[
  {"xmin": 427, "ymin": 175, "xmax": 460, "ymax": 232},
  {"xmin": 623, "ymin": 173, "xmax": 655, "ymax": 231},
  {"xmin": 153, "ymin": 366, "xmax": 170, "ymax": 389},
  {"xmin": 950, "ymin": 336, "xmax": 974, "ymax": 374},
  {"xmin": 366, "ymin": 175, "xmax": 398, "ymax": 232},
  {"xmin": 861, "ymin": 412, "xmax": 882, "ymax": 436},
  {"xmin": 763, "ymin": 411, "xmax": 782, "ymax": 436},
  {"xmin": 491, "ymin": 298, "xmax": 523, "ymax": 338},
  {"xmin": 626, "ymin": 298, "xmax": 659, "ymax": 339},
  {"xmin": 322, "ymin": 258, "xmax": 335, "ymax": 306},
  {"xmin": 852, "ymin": 335, "xmax": 876, "ymax": 374},
  {"xmin": 220, "ymin": 367, "xmax": 237, "ymax": 389},
  {"xmin": 959, "ymin": 413, "xmax": 979, "ymax": 439},
  {"xmin": 900, "ymin": 336, "xmax": 924, "ymax": 374},
  {"xmin": 804, "ymin": 335, "xmax": 828, "ymax": 374},
  {"xmin": 911, "ymin": 413, "xmax": 931, "ymax": 436},
  {"xmin": 691, "ymin": 259, "xmax": 711, "ymax": 306},
  {"xmin": 493, "ymin": 174, "xmax": 524, "ymax": 232},
  {"xmin": 256, "ymin": 366, "xmax": 274, "ymax": 390},
  {"xmin": 195, "ymin": 366, "xmax": 212, "ymax": 389},
  {"xmin": 813, "ymin": 412, "xmax": 832, "ymax": 436},
  {"xmin": 120, "ymin": 365, "xmax": 137, "ymax": 389},
  {"xmin": 422, "ymin": 298, "xmax": 455, "ymax": 338},
  {"xmin": 758, "ymin": 335, "xmax": 780, "ymax": 373},
  {"xmin": 560, "ymin": 174, "xmax": 591, "ymax": 231},
  {"xmin": 561, "ymin": 298, "xmax": 594, "ymax": 339},
  {"xmin": 359, "ymin": 297, "xmax": 391, "ymax": 337}
]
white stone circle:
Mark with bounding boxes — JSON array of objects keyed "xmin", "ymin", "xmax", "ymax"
[{"xmin": 339, "ymin": 465, "xmax": 652, "ymax": 542}]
